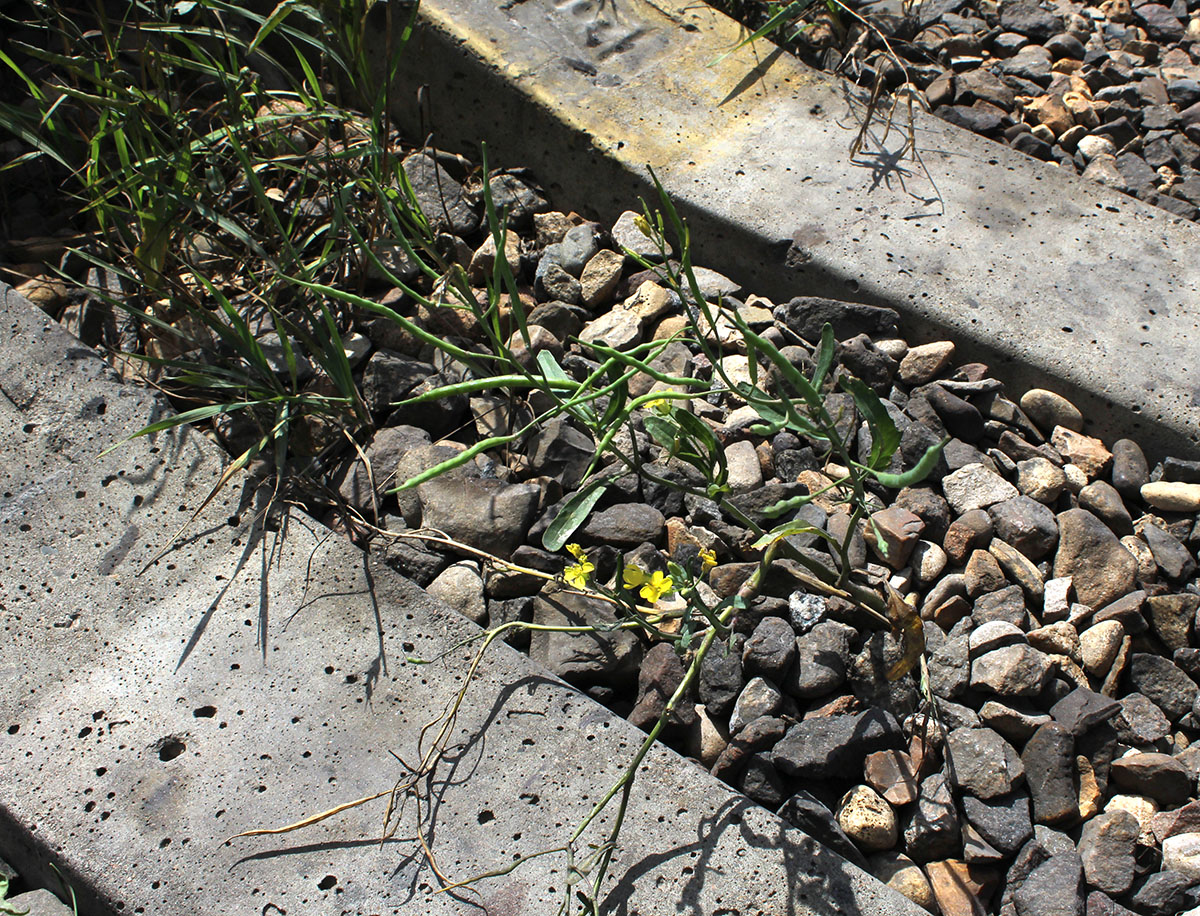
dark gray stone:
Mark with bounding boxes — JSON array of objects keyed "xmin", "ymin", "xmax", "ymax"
[
  {"xmin": 740, "ymin": 753, "xmax": 786, "ymax": 809},
  {"xmin": 1022, "ymin": 722, "xmax": 1077, "ymax": 825},
  {"xmin": 1128, "ymin": 870, "xmax": 1196, "ymax": 916},
  {"xmin": 989, "ymin": 495, "xmax": 1059, "ymax": 561},
  {"xmin": 1000, "ymin": 0, "xmax": 1063, "ymax": 39},
  {"xmin": 1078, "ymin": 480, "xmax": 1134, "ymax": 537},
  {"xmin": 1112, "ymin": 693, "xmax": 1171, "ymax": 748},
  {"xmin": 928, "ymin": 635, "xmax": 970, "ymax": 700},
  {"xmin": 488, "ymin": 171, "xmax": 550, "ymax": 227},
  {"xmin": 1049, "ymin": 687, "xmax": 1121, "ymax": 737},
  {"xmin": 971, "ymin": 644, "xmax": 1054, "ymax": 698},
  {"xmin": 945, "ymin": 727, "xmax": 1025, "ymax": 798},
  {"xmin": 629, "ymin": 642, "xmax": 697, "ymax": 731},
  {"xmin": 772, "ymin": 709, "xmax": 904, "ymax": 780},
  {"xmin": 524, "ymin": 418, "xmax": 595, "ymax": 492},
  {"xmin": 361, "ymin": 349, "xmax": 436, "ymax": 415},
  {"xmin": 1133, "ymin": 3, "xmax": 1185, "ymax": 41},
  {"xmin": 773, "ymin": 296, "xmax": 899, "ymax": 342},
  {"xmin": 530, "ymin": 590, "xmax": 643, "ymax": 688},
  {"xmin": 973, "ymin": 584, "xmax": 1028, "ymax": 627},
  {"xmin": 581, "ymin": 502, "xmax": 665, "ymax": 546},
  {"xmin": 402, "ymin": 152, "xmax": 480, "ymax": 235},
  {"xmin": 743, "ymin": 616, "xmax": 798, "ymax": 683},
  {"xmin": 1141, "ymin": 524, "xmax": 1196, "ymax": 582},
  {"xmin": 1127, "ymin": 653, "xmax": 1198, "ymax": 722},
  {"xmin": 1109, "ymin": 752, "xmax": 1194, "ymax": 805},
  {"xmin": 1146, "ymin": 593, "xmax": 1199, "ymax": 653},
  {"xmin": 1111, "ymin": 439, "xmax": 1149, "ymax": 500},
  {"xmin": 418, "ymin": 476, "xmax": 541, "ymax": 558},
  {"xmin": 961, "ymin": 793, "xmax": 1034, "ymax": 854},
  {"xmin": 787, "ymin": 620, "xmax": 853, "ymax": 699},
  {"xmin": 699, "ymin": 637, "xmax": 745, "ymax": 718},
  {"xmin": 1014, "ymin": 851, "xmax": 1084, "ymax": 916},
  {"xmin": 903, "ymin": 773, "xmax": 961, "ymax": 863},
  {"xmin": 1078, "ymin": 809, "xmax": 1139, "ymax": 896}
]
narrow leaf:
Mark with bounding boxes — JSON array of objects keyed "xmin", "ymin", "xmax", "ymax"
[
  {"xmin": 871, "ymin": 437, "xmax": 948, "ymax": 490},
  {"xmin": 542, "ymin": 481, "xmax": 609, "ymax": 552}
]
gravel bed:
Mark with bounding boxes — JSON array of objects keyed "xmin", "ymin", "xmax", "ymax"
[
  {"xmin": 716, "ymin": 0, "xmax": 1200, "ymax": 222},
  {"xmin": 6, "ymin": 82, "xmax": 1200, "ymax": 916},
  {"xmin": 181, "ymin": 153, "xmax": 1200, "ymax": 916}
]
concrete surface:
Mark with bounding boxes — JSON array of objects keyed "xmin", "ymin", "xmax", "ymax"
[
  {"xmin": 0, "ymin": 280, "xmax": 929, "ymax": 912},
  {"xmin": 382, "ymin": 0, "xmax": 1200, "ymax": 460}
]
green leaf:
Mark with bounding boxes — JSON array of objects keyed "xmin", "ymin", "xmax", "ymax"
[
  {"xmin": 812, "ymin": 322, "xmax": 835, "ymax": 392},
  {"xmin": 839, "ymin": 374, "xmax": 900, "ymax": 470},
  {"xmin": 542, "ymin": 481, "xmax": 610, "ymax": 552},
  {"xmin": 642, "ymin": 414, "xmax": 678, "ymax": 450},
  {"xmin": 871, "ymin": 437, "xmax": 948, "ymax": 490},
  {"xmin": 675, "ymin": 410, "xmax": 727, "ymax": 485},
  {"xmin": 708, "ymin": 0, "xmax": 819, "ymax": 65},
  {"xmin": 99, "ymin": 401, "xmax": 263, "ymax": 457},
  {"xmin": 756, "ymin": 490, "xmax": 815, "ymax": 520},
  {"xmin": 249, "ymin": 0, "xmax": 299, "ymax": 54}
]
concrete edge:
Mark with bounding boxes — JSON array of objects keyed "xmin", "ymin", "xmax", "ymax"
[{"xmin": 380, "ymin": 0, "xmax": 1200, "ymax": 460}]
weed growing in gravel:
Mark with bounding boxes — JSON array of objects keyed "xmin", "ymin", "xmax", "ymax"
[
  {"xmin": 2, "ymin": 2, "xmax": 946, "ymax": 911},
  {"xmin": 236, "ymin": 173, "xmax": 946, "ymax": 910}
]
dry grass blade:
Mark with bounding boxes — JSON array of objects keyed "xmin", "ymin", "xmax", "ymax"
[{"xmin": 226, "ymin": 788, "xmax": 393, "ymax": 840}]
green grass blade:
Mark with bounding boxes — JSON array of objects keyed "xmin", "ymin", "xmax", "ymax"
[{"xmin": 708, "ymin": 0, "xmax": 819, "ymax": 66}]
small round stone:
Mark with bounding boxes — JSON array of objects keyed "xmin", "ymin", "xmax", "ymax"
[
  {"xmin": 868, "ymin": 852, "xmax": 936, "ymax": 911},
  {"xmin": 1141, "ymin": 481, "xmax": 1200, "ymax": 513},
  {"xmin": 837, "ymin": 785, "xmax": 898, "ymax": 852},
  {"xmin": 1161, "ymin": 832, "xmax": 1200, "ymax": 881},
  {"xmin": 1020, "ymin": 388, "xmax": 1084, "ymax": 433},
  {"xmin": 1080, "ymin": 620, "xmax": 1125, "ymax": 677},
  {"xmin": 1017, "ymin": 456, "xmax": 1067, "ymax": 504}
]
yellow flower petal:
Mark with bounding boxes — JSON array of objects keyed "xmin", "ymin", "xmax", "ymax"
[
  {"xmin": 622, "ymin": 566, "xmax": 647, "ymax": 590},
  {"xmin": 566, "ymin": 543, "xmax": 586, "ymax": 560},
  {"xmin": 639, "ymin": 571, "xmax": 674, "ymax": 603}
]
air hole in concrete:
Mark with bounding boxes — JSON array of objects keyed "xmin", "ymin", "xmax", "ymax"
[
  {"xmin": 160, "ymin": 838, "xmax": 171, "ymax": 848},
  {"xmin": 22, "ymin": 423, "xmax": 35, "ymax": 433},
  {"xmin": 7, "ymin": 725, "xmax": 17, "ymax": 735},
  {"xmin": 227, "ymin": 516, "xmax": 240, "ymax": 527},
  {"xmin": 520, "ymin": 793, "xmax": 539, "ymax": 805},
  {"xmin": 477, "ymin": 810, "xmax": 495, "ymax": 824},
  {"xmin": 317, "ymin": 875, "xmax": 337, "ymax": 890},
  {"xmin": 132, "ymin": 495, "xmax": 143, "ymax": 507},
  {"xmin": 157, "ymin": 737, "xmax": 186, "ymax": 761},
  {"xmin": 96, "ymin": 767, "xmax": 106, "ymax": 776},
  {"xmin": 344, "ymin": 674, "xmax": 357, "ymax": 684},
  {"xmin": 193, "ymin": 706, "xmax": 217, "ymax": 718},
  {"xmin": 325, "ymin": 666, "xmax": 335, "ymax": 675},
  {"xmin": 79, "ymin": 727, "xmax": 92, "ymax": 738}
]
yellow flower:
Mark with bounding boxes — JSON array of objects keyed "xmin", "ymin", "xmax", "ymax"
[
  {"xmin": 645, "ymin": 397, "xmax": 673, "ymax": 416},
  {"xmin": 698, "ymin": 547, "xmax": 717, "ymax": 571},
  {"xmin": 623, "ymin": 566, "xmax": 674, "ymax": 604},
  {"xmin": 633, "ymin": 214, "xmax": 654, "ymax": 238},
  {"xmin": 564, "ymin": 544, "xmax": 594, "ymax": 588}
]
